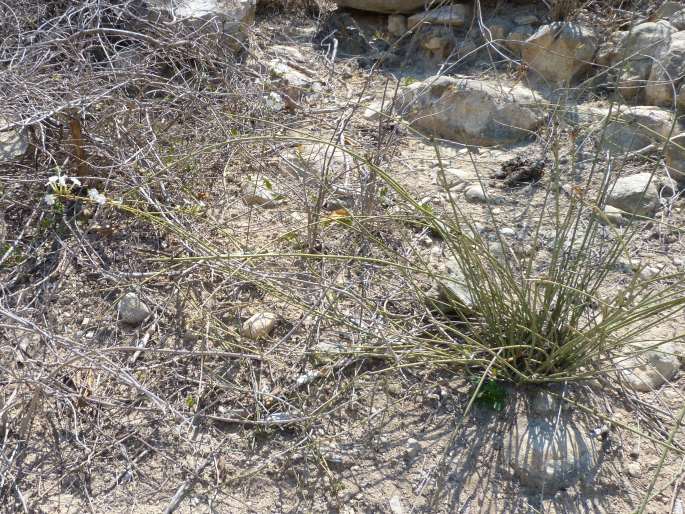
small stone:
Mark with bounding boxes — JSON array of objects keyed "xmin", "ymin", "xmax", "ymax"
[
  {"xmin": 0, "ymin": 116, "xmax": 29, "ymax": 161},
  {"xmin": 389, "ymin": 495, "xmax": 405, "ymax": 514},
  {"xmin": 241, "ymin": 177, "xmax": 281, "ymax": 208},
  {"xmin": 117, "ymin": 292, "xmax": 150, "ymax": 325},
  {"xmin": 241, "ymin": 312, "xmax": 278, "ymax": 339},
  {"xmin": 504, "ymin": 414, "xmax": 599, "ymax": 491},
  {"xmin": 464, "ymin": 185, "xmax": 494, "ymax": 204},
  {"xmin": 499, "ymin": 227, "xmax": 516, "ymax": 236},
  {"xmin": 406, "ymin": 437, "xmax": 420, "ymax": 458},
  {"xmin": 622, "ymin": 343, "xmax": 681, "ymax": 392},
  {"xmin": 598, "ymin": 206, "xmax": 629, "ymax": 227},
  {"xmin": 607, "ymin": 173, "xmax": 659, "ymax": 217},
  {"xmin": 408, "ymin": 4, "xmax": 469, "ymax": 28},
  {"xmin": 514, "ymin": 14, "xmax": 538, "ymax": 25},
  {"xmin": 311, "ymin": 341, "xmax": 347, "ymax": 365},
  {"xmin": 639, "ymin": 266, "xmax": 660, "ymax": 280},
  {"xmin": 388, "ymin": 14, "xmax": 407, "ymax": 36},
  {"xmin": 625, "ymin": 461, "xmax": 641, "ymax": 477}
]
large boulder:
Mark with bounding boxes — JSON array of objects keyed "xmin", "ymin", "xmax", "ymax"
[
  {"xmin": 645, "ymin": 31, "xmax": 685, "ymax": 107},
  {"xmin": 608, "ymin": 21, "xmax": 676, "ymax": 100},
  {"xmin": 520, "ymin": 22, "xmax": 597, "ymax": 85},
  {"xmin": 333, "ymin": 0, "xmax": 426, "ymax": 13},
  {"xmin": 147, "ymin": 0, "xmax": 255, "ymax": 51},
  {"xmin": 396, "ymin": 76, "xmax": 545, "ymax": 145}
]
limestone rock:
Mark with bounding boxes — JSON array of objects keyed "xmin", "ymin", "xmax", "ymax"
[
  {"xmin": 436, "ymin": 257, "xmax": 476, "ymax": 315},
  {"xmin": 464, "ymin": 184, "xmax": 491, "ymax": 203},
  {"xmin": 388, "ymin": 14, "xmax": 407, "ymax": 36},
  {"xmin": 669, "ymin": 10, "xmax": 685, "ymax": 31},
  {"xmin": 396, "ymin": 76, "xmax": 545, "ymax": 146},
  {"xmin": 241, "ymin": 176, "xmax": 281, "ymax": 207},
  {"xmin": 505, "ymin": 25, "xmax": 535, "ymax": 55},
  {"xmin": 118, "ymin": 292, "xmax": 150, "ymax": 325},
  {"xmin": 333, "ymin": 0, "xmax": 425, "ymax": 14},
  {"xmin": 0, "ymin": 117, "xmax": 28, "ymax": 161},
  {"xmin": 665, "ymin": 133, "xmax": 685, "ymax": 182},
  {"xmin": 607, "ymin": 173, "xmax": 659, "ymax": 217},
  {"xmin": 645, "ymin": 31, "xmax": 685, "ymax": 107},
  {"xmin": 147, "ymin": 0, "xmax": 255, "ymax": 52},
  {"xmin": 408, "ymin": 4, "xmax": 470, "ymax": 29},
  {"xmin": 503, "ymin": 414, "xmax": 600, "ymax": 491},
  {"xmin": 610, "ymin": 22, "xmax": 676, "ymax": 100},
  {"xmin": 600, "ymin": 106, "xmax": 675, "ymax": 153},
  {"xmin": 241, "ymin": 312, "xmax": 277, "ymax": 339},
  {"xmin": 657, "ymin": 1, "xmax": 684, "ymax": 19},
  {"xmin": 597, "ymin": 205, "xmax": 629, "ymax": 227},
  {"xmin": 621, "ymin": 343, "xmax": 681, "ymax": 392},
  {"xmin": 521, "ymin": 22, "xmax": 597, "ymax": 85}
]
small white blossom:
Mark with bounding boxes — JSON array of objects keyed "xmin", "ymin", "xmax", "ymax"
[
  {"xmin": 47, "ymin": 175, "xmax": 59, "ymax": 186},
  {"xmin": 71, "ymin": 177, "xmax": 82, "ymax": 187},
  {"xmin": 88, "ymin": 188, "xmax": 106, "ymax": 205},
  {"xmin": 58, "ymin": 176, "xmax": 67, "ymax": 188},
  {"xmin": 264, "ymin": 92, "xmax": 284, "ymax": 112},
  {"xmin": 44, "ymin": 194, "xmax": 56, "ymax": 206}
]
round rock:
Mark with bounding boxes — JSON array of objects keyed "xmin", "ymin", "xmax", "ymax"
[
  {"xmin": 503, "ymin": 414, "xmax": 600, "ymax": 491},
  {"xmin": 118, "ymin": 292, "xmax": 150, "ymax": 325},
  {"xmin": 621, "ymin": 343, "xmax": 681, "ymax": 392}
]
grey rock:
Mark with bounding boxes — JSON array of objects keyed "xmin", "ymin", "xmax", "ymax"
[
  {"xmin": 241, "ymin": 312, "xmax": 277, "ymax": 339},
  {"xmin": 607, "ymin": 173, "xmax": 659, "ymax": 217},
  {"xmin": 610, "ymin": 22, "xmax": 676, "ymax": 100},
  {"xmin": 388, "ymin": 495, "xmax": 405, "ymax": 514},
  {"xmin": 503, "ymin": 414, "xmax": 600, "ymax": 491},
  {"xmin": 668, "ymin": 9, "xmax": 685, "ymax": 30},
  {"xmin": 405, "ymin": 437, "xmax": 420, "ymax": 458},
  {"xmin": 598, "ymin": 205, "xmax": 629, "ymax": 227},
  {"xmin": 333, "ymin": 0, "xmax": 425, "ymax": 13},
  {"xmin": 505, "ymin": 25, "xmax": 535, "ymax": 55},
  {"xmin": 645, "ymin": 32, "xmax": 685, "ymax": 106},
  {"xmin": 521, "ymin": 22, "xmax": 597, "ymax": 85},
  {"xmin": 0, "ymin": 117, "xmax": 28, "ymax": 161},
  {"xmin": 147, "ymin": 0, "xmax": 255, "ymax": 52},
  {"xmin": 514, "ymin": 14, "xmax": 538, "ymax": 26},
  {"xmin": 241, "ymin": 176, "xmax": 281, "ymax": 207},
  {"xmin": 118, "ymin": 292, "xmax": 150, "ymax": 325},
  {"xmin": 625, "ymin": 461, "xmax": 642, "ymax": 477},
  {"xmin": 657, "ymin": 1, "xmax": 684, "ymax": 19},
  {"xmin": 436, "ymin": 257, "xmax": 476, "ymax": 314},
  {"xmin": 622, "ymin": 342, "xmax": 681, "ymax": 391},
  {"xmin": 388, "ymin": 14, "xmax": 407, "ymax": 36},
  {"xmin": 408, "ymin": 4, "xmax": 470, "ymax": 29},
  {"xmin": 396, "ymin": 76, "xmax": 545, "ymax": 145},
  {"xmin": 600, "ymin": 106, "xmax": 675, "ymax": 153},
  {"xmin": 665, "ymin": 133, "xmax": 685, "ymax": 182},
  {"xmin": 464, "ymin": 184, "xmax": 491, "ymax": 203}
]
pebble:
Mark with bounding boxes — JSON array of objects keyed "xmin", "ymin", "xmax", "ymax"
[
  {"xmin": 639, "ymin": 266, "xmax": 660, "ymax": 280},
  {"xmin": 626, "ymin": 461, "xmax": 641, "ymax": 477},
  {"xmin": 499, "ymin": 227, "xmax": 516, "ymax": 236},
  {"xmin": 117, "ymin": 292, "xmax": 150, "ymax": 325},
  {"xmin": 389, "ymin": 495, "xmax": 405, "ymax": 514},
  {"xmin": 241, "ymin": 312, "xmax": 278, "ymax": 339},
  {"xmin": 406, "ymin": 438, "xmax": 420, "ymax": 459},
  {"xmin": 464, "ymin": 185, "xmax": 490, "ymax": 204}
]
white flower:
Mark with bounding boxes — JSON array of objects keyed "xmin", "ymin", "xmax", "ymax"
[
  {"xmin": 88, "ymin": 188, "xmax": 106, "ymax": 205},
  {"xmin": 264, "ymin": 92, "xmax": 284, "ymax": 112},
  {"xmin": 44, "ymin": 194, "xmax": 56, "ymax": 206},
  {"xmin": 71, "ymin": 177, "xmax": 82, "ymax": 187},
  {"xmin": 58, "ymin": 176, "xmax": 67, "ymax": 188},
  {"xmin": 47, "ymin": 175, "xmax": 59, "ymax": 186}
]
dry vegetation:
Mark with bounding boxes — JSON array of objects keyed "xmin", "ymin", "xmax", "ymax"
[{"xmin": 1, "ymin": 0, "xmax": 684, "ymax": 513}]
